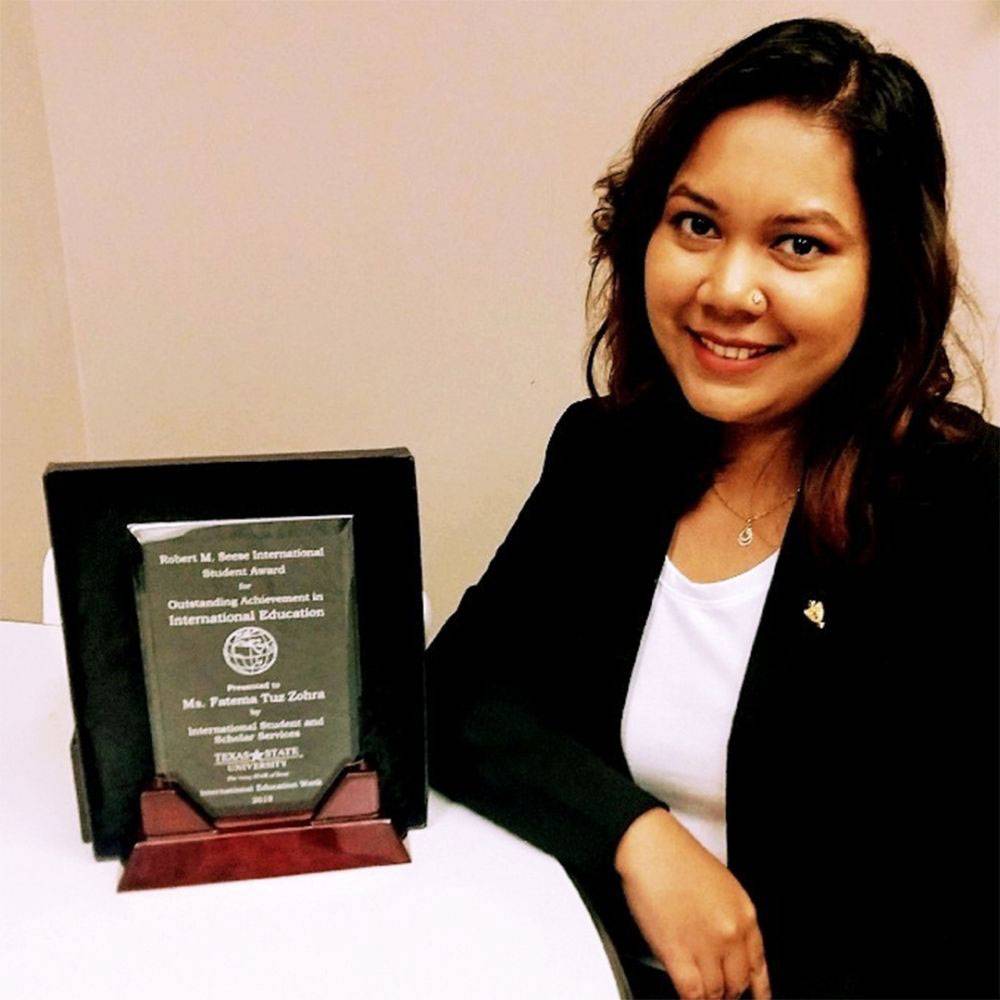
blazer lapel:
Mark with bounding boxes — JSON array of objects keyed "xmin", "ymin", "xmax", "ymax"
[
  {"xmin": 591, "ymin": 397, "xmax": 693, "ymax": 758},
  {"xmin": 724, "ymin": 492, "xmax": 847, "ymax": 897}
]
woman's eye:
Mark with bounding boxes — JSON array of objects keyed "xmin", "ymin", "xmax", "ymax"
[
  {"xmin": 671, "ymin": 212, "xmax": 718, "ymax": 239},
  {"xmin": 773, "ymin": 234, "xmax": 828, "ymax": 260}
]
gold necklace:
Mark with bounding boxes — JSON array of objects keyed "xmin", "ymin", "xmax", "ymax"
[{"xmin": 711, "ymin": 483, "xmax": 801, "ymax": 548}]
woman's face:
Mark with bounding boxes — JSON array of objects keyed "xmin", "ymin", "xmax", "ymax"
[{"xmin": 644, "ymin": 100, "xmax": 870, "ymax": 431}]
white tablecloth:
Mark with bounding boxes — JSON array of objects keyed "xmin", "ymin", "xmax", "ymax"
[{"xmin": 0, "ymin": 621, "xmax": 624, "ymax": 999}]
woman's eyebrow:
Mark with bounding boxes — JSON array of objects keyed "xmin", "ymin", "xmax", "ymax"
[
  {"xmin": 666, "ymin": 183, "xmax": 720, "ymax": 212},
  {"xmin": 771, "ymin": 210, "xmax": 850, "ymax": 238},
  {"xmin": 668, "ymin": 184, "xmax": 853, "ymax": 240}
]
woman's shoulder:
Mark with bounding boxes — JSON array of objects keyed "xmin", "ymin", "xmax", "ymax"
[
  {"xmin": 886, "ymin": 403, "xmax": 999, "ymax": 539},
  {"xmin": 548, "ymin": 388, "xmax": 686, "ymax": 456},
  {"xmin": 543, "ymin": 390, "xmax": 712, "ymax": 517},
  {"xmin": 903, "ymin": 403, "xmax": 998, "ymax": 496},
  {"xmin": 539, "ymin": 398, "xmax": 618, "ymax": 484},
  {"xmin": 545, "ymin": 396, "xmax": 625, "ymax": 461}
]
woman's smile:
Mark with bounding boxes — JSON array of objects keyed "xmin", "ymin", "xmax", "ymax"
[{"xmin": 685, "ymin": 326, "xmax": 786, "ymax": 371}]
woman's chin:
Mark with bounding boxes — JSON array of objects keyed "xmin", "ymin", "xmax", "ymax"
[
  {"xmin": 681, "ymin": 393, "xmax": 805, "ymax": 437},
  {"xmin": 675, "ymin": 383, "xmax": 770, "ymax": 426}
]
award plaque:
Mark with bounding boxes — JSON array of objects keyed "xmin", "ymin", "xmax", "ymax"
[
  {"xmin": 128, "ymin": 515, "xmax": 360, "ymax": 821},
  {"xmin": 44, "ymin": 448, "xmax": 426, "ymax": 891}
]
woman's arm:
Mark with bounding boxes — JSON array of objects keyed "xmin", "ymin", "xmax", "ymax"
[
  {"xmin": 615, "ymin": 808, "xmax": 771, "ymax": 1000},
  {"xmin": 426, "ymin": 401, "xmax": 663, "ymax": 876}
]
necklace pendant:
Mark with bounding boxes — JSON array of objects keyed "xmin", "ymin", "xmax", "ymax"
[{"xmin": 737, "ymin": 522, "xmax": 754, "ymax": 547}]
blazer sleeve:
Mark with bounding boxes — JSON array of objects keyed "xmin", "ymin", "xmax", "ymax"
[{"xmin": 426, "ymin": 401, "xmax": 664, "ymax": 877}]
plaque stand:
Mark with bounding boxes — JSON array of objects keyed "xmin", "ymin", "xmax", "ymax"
[{"xmin": 118, "ymin": 760, "xmax": 409, "ymax": 891}]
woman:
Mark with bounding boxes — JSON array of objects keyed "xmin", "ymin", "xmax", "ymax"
[{"xmin": 427, "ymin": 18, "xmax": 998, "ymax": 1000}]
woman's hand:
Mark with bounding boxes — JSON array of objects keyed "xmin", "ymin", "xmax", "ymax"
[{"xmin": 615, "ymin": 808, "xmax": 771, "ymax": 1000}]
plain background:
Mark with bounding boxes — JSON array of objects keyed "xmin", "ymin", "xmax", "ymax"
[{"xmin": 3, "ymin": 0, "xmax": 997, "ymax": 626}]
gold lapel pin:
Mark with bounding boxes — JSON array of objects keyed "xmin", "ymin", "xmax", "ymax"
[{"xmin": 804, "ymin": 599, "xmax": 826, "ymax": 629}]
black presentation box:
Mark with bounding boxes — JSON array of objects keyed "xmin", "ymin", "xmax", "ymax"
[{"xmin": 44, "ymin": 449, "xmax": 427, "ymax": 861}]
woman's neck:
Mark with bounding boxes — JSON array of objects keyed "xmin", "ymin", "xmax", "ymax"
[{"xmin": 715, "ymin": 419, "xmax": 804, "ymax": 508}]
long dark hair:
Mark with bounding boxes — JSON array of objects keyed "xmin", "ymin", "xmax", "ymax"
[{"xmin": 586, "ymin": 17, "xmax": 989, "ymax": 563}]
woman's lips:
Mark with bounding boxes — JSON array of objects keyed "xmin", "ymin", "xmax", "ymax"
[{"xmin": 686, "ymin": 327, "xmax": 785, "ymax": 374}]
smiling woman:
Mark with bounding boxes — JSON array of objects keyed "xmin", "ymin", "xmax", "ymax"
[
  {"xmin": 428, "ymin": 18, "xmax": 997, "ymax": 1000},
  {"xmin": 644, "ymin": 101, "xmax": 870, "ymax": 433}
]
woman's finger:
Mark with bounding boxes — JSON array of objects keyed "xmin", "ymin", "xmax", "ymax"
[
  {"xmin": 720, "ymin": 941, "xmax": 752, "ymax": 998},
  {"xmin": 695, "ymin": 953, "xmax": 727, "ymax": 998},
  {"xmin": 665, "ymin": 956, "xmax": 706, "ymax": 1000},
  {"xmin": 748, "ymin": 962, "xmax": 771, "ymax": 1000},
  {"xmin": 745, "ymin": 926, "xmax": 771, "ymax": 999}
]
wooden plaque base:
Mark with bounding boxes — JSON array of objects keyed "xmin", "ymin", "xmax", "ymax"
[{"xmin": 119, "ymin": 761, "xmax": 409, "ymax": 891}]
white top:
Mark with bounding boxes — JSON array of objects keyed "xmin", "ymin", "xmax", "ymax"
[{"xmin": 621, "ymin": 550, "xmax": 779, "ymax": 866}]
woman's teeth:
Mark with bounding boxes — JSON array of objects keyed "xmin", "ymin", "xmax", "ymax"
[{"xmin": 694, "ymin": 333, "xmax": 775, "ymax": 361}]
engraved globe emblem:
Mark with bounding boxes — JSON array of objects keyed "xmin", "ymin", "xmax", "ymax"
[{"xmin": 223, "ymin": 626, "xmax": 278, "ymax": 676}]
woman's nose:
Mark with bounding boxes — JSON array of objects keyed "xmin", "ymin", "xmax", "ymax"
[{"xmin": 695, "ymin": 244, "xmax": 762, "ymax": 317}]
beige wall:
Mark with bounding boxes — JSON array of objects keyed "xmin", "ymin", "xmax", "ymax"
[
  {"xmin": 3, "ymin": 0, "xmax": 997, "ymax": 625},
  {"xmin": 1, "ymin": 0, "xmax": 87, "ymax": 621}
]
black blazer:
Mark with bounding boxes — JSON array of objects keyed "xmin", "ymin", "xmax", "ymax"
[{"xmin": 427, "ymin": 391, "xmax": 999, "ymax": 998}]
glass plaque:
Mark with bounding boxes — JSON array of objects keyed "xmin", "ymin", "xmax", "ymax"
[{"xmin": 127, "ymin": 515, "xmax": 360, "ymax": 819}]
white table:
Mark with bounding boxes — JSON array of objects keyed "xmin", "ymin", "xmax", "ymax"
[{"xmin": 0, "ymin": 621, "xmax": 626, "ymax": 999}]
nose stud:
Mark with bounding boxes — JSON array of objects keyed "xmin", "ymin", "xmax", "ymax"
[{"xmin": 750, "ymin": 290, "xmax": 765, "ymax": 307}]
